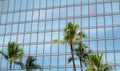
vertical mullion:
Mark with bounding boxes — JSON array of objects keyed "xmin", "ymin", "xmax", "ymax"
[
  {"xmin": 48, "ymin": 0, "xmax": 52, "ymax": 70},
  {"xmin": 5, "ymin": 0, "xmax": 10, "ymax": 70},
  {"xmin": 42, "ymin": 0, "xmax": 47, "ymax": 70},
  {"xmin": 103, "ymin": 0, "xmax": 107, "ymax": 63},
  {"xmin": 0, "ymin": 0, "xmax": 4, "ymax": 70},
  {"xmin": 11, "ymin": 0, "xmax": 16, "ymax": 70},
  {"xmin": 65, "ymin": 0, "xmax": 68, "ymax": 70},
  {"xmin": 58, "ymin": 0, "xmax": 61, "ymax": 71},
  {"xmin": 95, "ymin": 0, "xmax": 98, "ymax": 53},
  {"xmin": 111, "ymin": 1, "xmax": 116, "ymax": 71},
  {"xmin": 88, "ymin": 0, "xmax": 90, "ymax": 53},
  {"xmin": 19, "ymin": 0, "xmax": 22, "ymax": 70}
]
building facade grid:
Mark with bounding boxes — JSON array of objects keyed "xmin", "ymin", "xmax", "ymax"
[{"xmin": 0, "ymin": 0, "xmax": 120, "ymax": 71}]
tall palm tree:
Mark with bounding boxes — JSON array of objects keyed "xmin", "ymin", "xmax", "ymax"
[
  {"xmin": 74, "ymin": 42, "xmax": 89, "ymax": 71},
  {"xmin": 85, "ymin": 53, "xmax": 111, "ymax": 71},
  {"xmin": 15, "ymin": 56, "xmax": 42, "ymax": 71},
  {"xmin": 0, "ymin": 42, "xmax": 24, "ymax": 71},
  {"xmin": 52, "ymin": 22, "xmax": 85, "ymax": 71},
  {"xmin": 25, "ymin": 56, "xmax": 42, "ymax": 71},
  {"xmin": 68, "ymin": 41, "xmax": 90, "ymax": 71}
]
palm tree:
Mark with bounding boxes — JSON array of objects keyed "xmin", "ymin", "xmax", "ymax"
[
  {"xmin": 16, "ymin": 56, "xmax": 42, "ymax": 71},
  {"xmin": 52, "ymin": 22, "xmax": 85, "ymax": 71},
  {"xmin": 85, "ymin": 53, "xmax": 112, "ymax": 71},
  {"xmin": 0, "ymin": 42, "xmax": 24, "ymax": 70},
  {"xmin": 68, "ymin": 41, "xmax": 90, "ymax": 71},
  {"xmin": 25, "ymin": 56, "xmax": 42, "ymax": 71}
]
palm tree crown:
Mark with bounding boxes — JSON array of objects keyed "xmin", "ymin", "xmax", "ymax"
[
  {"xmin": 0, "ymin": 42, "xmax": 24, "ymax": 70},
  {"xmin": 85, "ymin": 53, "xmax": 111, "ymax": 71},
  {"xmin": 26, "ymin": 56, "xmax": 42, "ymax": 71}
]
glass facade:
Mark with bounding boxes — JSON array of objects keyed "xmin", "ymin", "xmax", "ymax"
[{"xmin": 0, "ymin": 0, "xmax": 120, "ymax": 71}]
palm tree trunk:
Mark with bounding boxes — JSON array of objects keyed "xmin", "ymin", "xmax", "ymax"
[
  {"xmin": 79, "ymin": 57, "xmax": 83, "ymax": 71},
  {"xmin": 10, "ymin": 62, "xmax": 12, "ymax": 71},
  {"xmin": 70, "ymin": 44, "xmax": 76, "ymax": 71}
]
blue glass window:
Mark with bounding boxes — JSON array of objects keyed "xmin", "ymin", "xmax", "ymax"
[
  {"xmin": 82, "ymin": 5, "xmax": 88, "ymax": 16},
  {"xmin": 33, "ymin": 11, "xmax": 39, "ymax": 20},
  {"xmin": 98, "ymin": 40, "xmax": 105, "ymax": 51},
  {"xmin": 113, "ymin": 15, "xmax": 120, "ymax": 25},
  {"xmin": 75, "ymin": 6, "xmax": 81, "ymax": 16},
  {"xmin": 15, "ymin": 0, "xmax": 20, "ymax": 10},
  {"xmin": 97, "ymin": 4, "xmax": 104, "ymax": 14},
  {"xmin": 112, "ymin": 2, "xmax": 119, "ymax": 13},
  {"xmin": 54, "ymin": 8, "xmax": 59, "ymax": 18},
  {"xmin": 34, "ymin": 0, "xmax": 40, "ymax": 8},
  {"xmin": 27, "ymin": 0, "xmax": 33, "ymax": 9},
  {"xmin": 68, "ymin": 7, "xmax": 73, "ymax": 17},
  {"xmin": 105, "ymin": 3, "xmax": 111, "ymax": 13},
  {"xmin": 1, "ymin": 14, "xmax": 7, "ymax": 23},
  {"xmin": 60, "ymin": 8, "xmax": 66, "ymax": 18},
  {"xmin": 105, "ymin": 15, "xmax": 112, "ymax": 26},
  {"xmin": 26, "ymin": 11, "xmax": 32, "ymax": 21}
]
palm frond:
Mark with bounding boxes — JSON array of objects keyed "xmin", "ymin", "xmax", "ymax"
[
  {"xmin": 68, "ymin": 57, "xmax": 77, "ymax": 63},
  {"xmin": 0, "ymin": 51, "xmax": 8, "ymax": 59},
  {"xmin": 14, "ymin": 61, "xmax": 25, "ymax": 69}
]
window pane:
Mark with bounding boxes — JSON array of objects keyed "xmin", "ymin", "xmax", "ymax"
[
  {"xmin": 14, "ymin": 13, "xmax": 19, "ymax": 22},
  {"xmin": 30, "ymin": 45, "xmax": 36, "ymax": 55},
  {"xmin": 97, "ymin": 16, "xmax": 104, "ymax": 26},
  {"xmin": 47, "ymin": 9, "xmax": 52, "ymax": 19},
  {"xmin": 75, "ymin": 6, "xmax": 81, "ymax": 16},
  {"xmin": 54, "ymin": 8, "xmax": 59, "ymax": 18},
  {"xmin": 47, "ymin": 0, "xmax": 52, "ymax": 7},
  {"xmin": 46, "ymin": 21, "xmax": 52, "ymax": 30},
  {"xmin": 89, "ymin": 4, "xmax": 96, "ymax": 15},
  {"xmin": 33, "ymin": 11, "xmax": 39, "ymax": 20},
  {"xmin": 97, "ymin": 4, "xmax": 103, "ymax": 14},
  {"xmin": 54, "ymin": 0, "xmax": 60, "ymax": 6},
  {"xmin": 82, "ymin": 18, "xmax": 88, "ymax": 27},
  {"xmin": 9, "ymin": 0, "xmax": 14, "ymax": 11},
  {"xmin": 25, "ymin": 23, "xmax": 31, "ymax": 32},
  {"xmin": 31, "ymin": 33, "xmax": 37, "ymax": 42},
  {"xmin": 53, "ymin": 20, "xmax": 59, "ymax": 29},
  {"xmin": 45, "ymin": 32, "xmax": 51, "ymax": 41},
  {"xmin": 98, "ymin": 28, "xmax": 104, "ymax": 38},
  {"xmin": 112, "ymin": 2, "xmax": 119, "ymax": 13},
  {"xmin": 20, "ymin": 12, "xmax": 25, "ymax": 21},
  {"xmin": 105, "ymin": 28, "xmax": 112, "ymax": 38},
  {"xmin": 40, "ymin": 10, "xmax": 45, "ymax": 20},
  {"xmin": 106, "ymin": 40, "xmax": 113, "ymax": 50},
  {"xmin": 15, "ymin": 0, "xmax": 20, "ymax": 10},
  {"xmin": 27, "ymin": 0, "xmax": 33, "ymax": 9},
  {"xmin": 19, "ymin": 23, "xmax": 24, "ymax": 32},
  {"xmin": 26, "ymin": 11, "xmax": 32, "ymax": 21},
  {"xmin": 60, "ymin": 8, "xmax": 66, "ymax": 18},
  {"xmin": 1, "ymin": 14, "xmax": 7, "ymax": 23},
  {"xmin": 68, "ymin": 7, "xmax": 73, "ymax": 17},
  {"xmin": 39, "ymin": 22, "xmax": 45, "ymax": 31},
  {"xmin": 82, "ymin": 5, "xmax": 88, "ymax": 16},
  {"xmin": 32, "ymin": 22, "xmax": 38, "ymax": 32},
  {"xmin": 0, "ymin": 25, "xmax": 5, "ymax": 34},
  {"xmin": 24, "ymin": 34, "xmax": 30, "ymax": 43},
  {"xmin": 21, "ymin": 0, "xmax": 27, "ymax": 10},
  {"xmin": 6, "ymin": 25, "xmax": 11, "ymax": 34},
  {"xmin": 41, "ymin": 0, "xmax": 46, "ymax": 8},
  {"xmin": 113, "ymin": 15, "xmax": 120, "ymax": 25},
  {"xmin": 12, "ymin": 24, "xmax": 18, "ymax": 33},
  {"xmin": 34, "ymin": 0, "xmax": 40, "ymax": 8},
  {"xmin": 38, "ymin": 33, "xmax": 44, "ymax": 42},
  {"xmin": 98, "ymin": 40, "xmax": 105, "ymax": 51},
  {"xmin": 105, "ymin": 3, "xmax": 111, "ymax": 13},
  {"xmin": 105, "ymin": 15, "xmax": 112, "ymax": 26}
]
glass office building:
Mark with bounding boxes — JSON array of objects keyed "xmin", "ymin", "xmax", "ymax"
[{"xmin": 0, "ymin": 0, "xmax": 120, "ymax": 71}]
